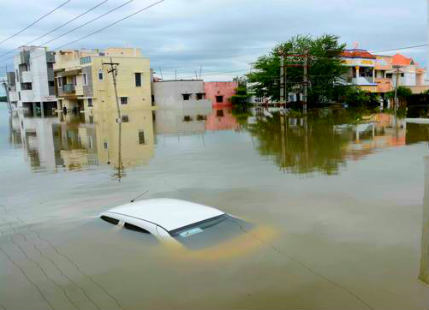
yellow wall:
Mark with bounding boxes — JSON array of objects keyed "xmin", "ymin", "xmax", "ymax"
[{"xmin": 90, "ymin": 56, "xmax": 152, "ymax": 114}]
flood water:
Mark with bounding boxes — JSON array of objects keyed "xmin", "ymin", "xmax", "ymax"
[{"xmin": 2, "ymin": 103, "xmax": 429, "ymax": 310}]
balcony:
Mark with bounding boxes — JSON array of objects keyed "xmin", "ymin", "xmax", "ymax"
[
  {"xmin": 63, "ymin": 84, "xmax": 75, "ymax": 93},
  {"xmin": 20, "ymin": 90, "xmax": 34, "ymax": 102},
  {"xmin": 21, "ymin": 71, "xmax": 32, "ymax": 83},
  {"xmin": 59, "ymin": 84, "xmax": 83, "ymax": 97}
]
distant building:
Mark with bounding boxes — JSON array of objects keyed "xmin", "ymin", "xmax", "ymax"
[
  {"xmin": 204, "ymin": 81, "xmax": 238, "ymax": 106},
  {"xmin": 152, "ymin": 80, "xmax": 211, "ymax": 109},
  {"xmin": 375, "ymin": 54, "xmax": 426, "ymax": 92},
  {"xmin": 54, "ymin": 47, "xmax": 152, "ymax": 121},
  {"xmin": 12, "ymin": 46, "xmax": 57, "ymax": 116},
  {"xmin": 340, "ymin": 49, "xmax": 378, "ymax": 92},
  {"xmin": 341, "ymin": 48, "xmax": 427, "ymax": 94}
]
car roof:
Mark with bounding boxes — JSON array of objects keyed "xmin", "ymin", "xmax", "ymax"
[{"xmin": 103, "ymin": 198, "xmax": 225, "ymax": 232}]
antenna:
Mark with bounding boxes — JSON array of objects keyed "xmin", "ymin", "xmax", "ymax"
[{"xmin": 130, "ymin": 190, "xmax": 149, "ymax": 203}]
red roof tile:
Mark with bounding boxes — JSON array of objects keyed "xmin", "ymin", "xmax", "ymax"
[
  {"xmin": 341, "ymin": 49, "xmax": 376, "ymax": 59},
  {"xmin": 391, "ymin": 54, "xmax": 414, "ymax": 66}
]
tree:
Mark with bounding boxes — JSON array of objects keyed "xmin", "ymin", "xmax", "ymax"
[
  {"xmin": 340, "ymin": 86, "xmax": 371, "ymax": 107},
  {"xmin": 247, "ymin": 34, "xmax": 347, "ymax": 107},
  {"xmin": 386, "ymin": 86, "xmax": 412, "ymax": 107}
]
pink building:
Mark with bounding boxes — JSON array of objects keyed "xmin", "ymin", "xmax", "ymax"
[{"xmin": 204, "ymin": 81, "xmax": 238, "ymax": 107}]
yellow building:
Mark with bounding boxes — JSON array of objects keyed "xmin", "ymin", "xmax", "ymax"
[{"xmin": 54, "ymin": 47, "xmax": 152, "ymax": 119}]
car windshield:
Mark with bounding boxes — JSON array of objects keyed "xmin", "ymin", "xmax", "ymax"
[{"xmin": 170, "ymin": 214, "xmax": 254, "ymax": 250}]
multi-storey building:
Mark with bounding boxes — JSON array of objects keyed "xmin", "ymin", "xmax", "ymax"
[
  {"xmin": 341, "ymin": 48, "xmax": 427, "ymax": 94},
  {"xmin": 375, "ymin": 54, "xmax": 426, "ymax": 92},
  {"xmin": 54, "ymin": 47, "xmax": 152, "ymax": 122},
  {"xmin": 12, "ymin": 46, "xmax": 57, "ymax": 116},
  {"xmin": 340, "ymin": 49, "xmax": 378, "ymax": 92}
]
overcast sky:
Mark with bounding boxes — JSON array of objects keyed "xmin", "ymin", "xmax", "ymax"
[{"xmin": 0, "ymin": 0, "xmax": 426, "ymax": 82}]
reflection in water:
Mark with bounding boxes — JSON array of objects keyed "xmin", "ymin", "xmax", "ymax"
[
  {"xmin": 12, "ymin": 108, "xmax": 155, "ymax": 179},
  {"xmin": 420, "ymin": 156, "xmax": 429, "ymax": 284},
  {"xmin": 247, "ymin": 111, "xmax": 427, "ymax": 175},
  {"xmin": 9, "ymin": 107, "xmax": 429, "ymax": 177}
]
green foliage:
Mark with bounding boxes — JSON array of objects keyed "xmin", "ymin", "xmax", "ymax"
[
  {"xmin": 230, "ymin": 85, "xmax": 250, "ymax": 107},
  {"xmin": 386, "ymin": 86, "xmax": 413, "ymax": 99},
  {"xmin": 340, "ymin": 86, "xmax": 371, "ymax": 107},
  {"xmin": 247, "ymin": 34, "xmax": 347, "ymax": 106}
]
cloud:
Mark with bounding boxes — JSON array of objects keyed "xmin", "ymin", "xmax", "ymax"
[{"xmin": 0, "ymin": 0, "xmax": 426, "ymax": 82}]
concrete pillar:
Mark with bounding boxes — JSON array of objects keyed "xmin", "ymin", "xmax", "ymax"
[
  {"xmin": 32, "ymin": 102, "xmax": 37, "ymax": 117},
  {"xmin": 355, "ymin": 66, "xmax": 360, "ymax": 78},
  {"xmin": 40, "ymin": 102, "xmax": 45, "ymax": 118}
]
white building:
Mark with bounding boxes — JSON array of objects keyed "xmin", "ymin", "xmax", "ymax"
[
  {"xmin": 153, "ymin": 80, "xmax": 211, "ymax": 109},
  {"xmin": 13, "ymin": 46, "xmax": 57, "ymax": 116}
]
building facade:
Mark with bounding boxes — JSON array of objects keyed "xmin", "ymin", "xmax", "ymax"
[
  {"xmin": 54, "ymin": 47, "xmax": 152, "ymax": 122},
  {"xmin": 204, "ymin": 81, "xmax": 238, "ymax": 106},
  {"xmin": 152, "ymin": 80, "xmax": 211, "ymax": 109},
  {"xmin": 341, "ymin": 48, "xmax": 427, "ymax": 94},
  {"xmin": 12, "ymin": 46, "xmax": 57, "ymax": 116},
  {"xmin": 340, "ymin": 49, "xmax": 378, "ymax": 92}
]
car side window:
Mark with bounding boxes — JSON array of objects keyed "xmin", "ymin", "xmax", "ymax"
[
  {"xmin": 101, "ymin": 215, "xmax": 119, "ymax": 225},
  {"xmin": 124, "ymin": 222, "xmax": 151, "ymax": 234}
]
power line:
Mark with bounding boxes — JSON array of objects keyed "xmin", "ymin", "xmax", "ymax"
[
  {"xmin": 56, "ymin": 0, "xmax": 165, "ymax": 50},
  {"xmin": 0, "ymin": 0, "xmax": 165, "ymax": 67},
  {"xmin": 0, "ymin": 0, "xmax": 110, "ymax": 60},
  {"xmin": 41, "ymin": 0, "xmax": 135, "ymax": 47},
  {"xmin": 0, "ymin": 0, "xmax": 71, "ymax": 46},
  {"xmin": 29, "ymin": 0, "xmax": 110, "ymax": 45},
  {"xmin": 370, "ymin": 44, "xmax": 427, "ymax": 54}
]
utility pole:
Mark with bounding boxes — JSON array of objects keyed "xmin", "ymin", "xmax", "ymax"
[
  {"xmin": 103, "ymin": 57, "xmax": 121, "ymax": 121},
  {"xmin": 103, "ymin": 57, "xmax": 123, "ymax": 181},
  {"xmin": 279, "ymin": 52, "xmax": 287, "ymax": 108},
  {"xmin": 280, "ymin": 53, "xmax": 285, "ymax": 107},
  {"xmin": 303, "ymin": 51, "xmax": 309, "ymax": 114},
  {"xmin": 393, "ymin": 65, "xmax": 401, "ymax": 116}
]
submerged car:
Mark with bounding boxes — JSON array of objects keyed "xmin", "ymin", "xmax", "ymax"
[{"xmin": 100, "ymin": 198, "xmax": 254, "ymax": 250}]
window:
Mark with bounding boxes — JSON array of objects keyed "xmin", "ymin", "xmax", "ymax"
[
  {"xmin": 124, "ymin": 222, "xmax": 150, "ymax": 234},
  {"xmin": 47, "ymin": 63, "xmax": 53, "ymax": 69},
  {"xmin": 386, "ymin": 73, "xmax": 393, "ymax": 79},
  {"xmin": 98, "ymin": 69, "xmax": 103, "ymax": 80},
  {"xmin": 121, "ymin": 115, "xmax": 129, "ymax": 122},
  {"xmin": 58, "ymin": 77, "xmax": 62, "ymax": 87},
  {"xmin": 197, "ymin": 114, "xmax": 207, "ymax": 121},
  {"xmin": 100, "ymin": 216, "xmax": 119, "ymax": 225},
  {"xmin": 135, "ymin": 73, "xmax": 142, "ymax": 87},
  {"xmin": 120, "ymin": 97, "xmax": 128, "ymax": 105},
  {"xmin": 87, "ymin": 98, "xmax": 93, "ymax": 107},
  {"xmin": 21, "ymin": 83, "xmax": 32, "ymax": 90},
  {"xmin": 182, "ymin": 94, "xmax": 191, "ymax": 101},
  {"xmin": 72, "ymin": 76, "xmax": 77, "ymax": 85},
  {"xmin": 216, "ymin": 95, "xmax": 224, "ymax": 103},
  {"xmin": 183, "ymin": 115, "xmax": 192, "ymax": 122},
  {"xmin": 196, "ymin": 93, "xmax": 205, "ymax": 100},
  {"xmin": 48, "ymin": 81, "xmax": 54, "ymax": 87},
  {"xmin": 83, "ymin": 73, "xmax": 88, "ymax": 86},
  {"xmin": 138, "ymin": 130, "xmax": 145, "ymax": 144},
  {"xmin": 216, "ymin": 109, "xmax": 224, "ymax": 117}
]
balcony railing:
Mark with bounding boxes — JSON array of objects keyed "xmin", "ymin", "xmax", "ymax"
[{"xmin": 63, "ymin": 84, "xmax": 75, "ymax": 93}]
